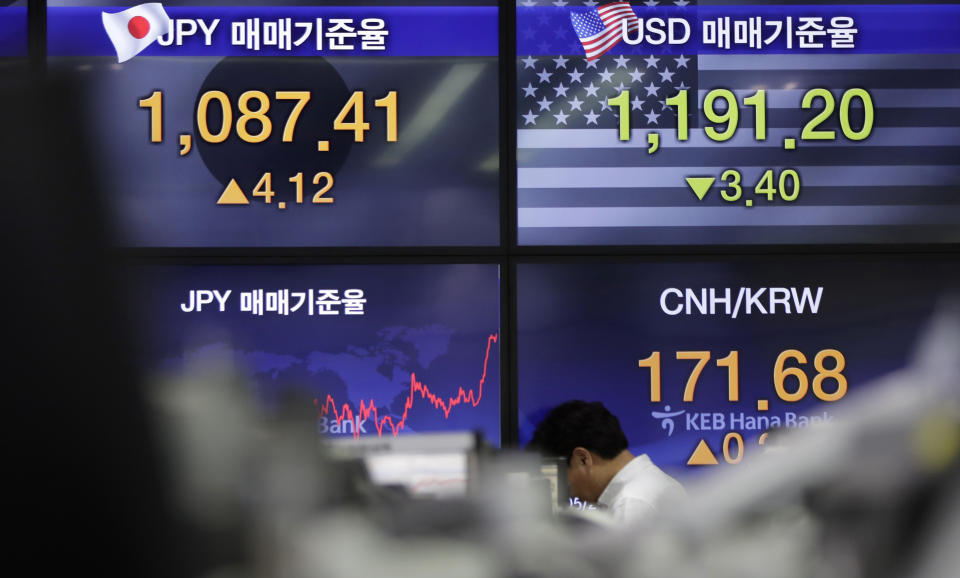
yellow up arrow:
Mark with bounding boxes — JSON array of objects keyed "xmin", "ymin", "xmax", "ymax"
[
  {"xmin": 217, "ymin": 179, "xmax": 250, "ymax": 205},
  {"xmin": 687, "ymin": 439, "xmax": 720, "ymax": 466}
]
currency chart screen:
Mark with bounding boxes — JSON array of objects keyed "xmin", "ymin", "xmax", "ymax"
[
  {"xmin": 135, "ymin": 264, "xmax": 501, "ymax": 445},
  {"xmin": 516, "ymin": 1, "xmax": 960, "ymax": 245},
  {"xmin": 516, "ymin": 258, "xmax": 959, "ymax": 475},
  {"xmin": 48, "ymin": 1, "xmax": 500, "ymax": 247}
]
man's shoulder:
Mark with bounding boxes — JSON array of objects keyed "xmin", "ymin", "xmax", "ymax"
[
  {"xmin": 618, "ymin": 456, "xmax": 686, "ymax": 502},
  {"xmin": 607, "ymin": 495, "xmax": 657, "ymax": 522}
]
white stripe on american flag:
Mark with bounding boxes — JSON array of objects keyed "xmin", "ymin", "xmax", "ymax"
[
  {"xmin": 599, "ymin": 10, "xmax": 635, "ymax": 25},
  {"xmin": 597, "ymin": 2, "xmax": 634, "ymax": 19}
]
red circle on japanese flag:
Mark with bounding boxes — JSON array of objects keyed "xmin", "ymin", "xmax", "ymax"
[{"xmin": 128, "ymin": 16, "xmax": 150, "ymax": 39}]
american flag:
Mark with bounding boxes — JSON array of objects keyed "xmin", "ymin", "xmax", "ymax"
[
  {"xmin": 570, "ymin": 1, "xmax": 640, "ymax": 61},
  {"xmin": 516, "ymin": 0, "xmax": 960, "ymax": 246}
]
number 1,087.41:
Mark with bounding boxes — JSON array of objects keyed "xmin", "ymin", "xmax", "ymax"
[{"xmin": 138, "ymin": 89, "xmax": 398, "ymax": 148}]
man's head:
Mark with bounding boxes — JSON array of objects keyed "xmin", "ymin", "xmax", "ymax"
[{"xmin": 528, "ymin": 401, "xmax": 633, "ymax": 503}]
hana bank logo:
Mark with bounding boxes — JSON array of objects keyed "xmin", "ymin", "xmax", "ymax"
[
  {"xmin": 651, "ymin": 405, "xmax": 686, "ymax": 436},
  {"xmin": 102, "ymin": 2, "xmax": 171, "ymax": 63}
]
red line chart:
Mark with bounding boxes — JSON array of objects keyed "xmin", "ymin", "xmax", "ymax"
[{"xmin": 315, "ymin": 333, "xmax": 498, "ymax": 438}]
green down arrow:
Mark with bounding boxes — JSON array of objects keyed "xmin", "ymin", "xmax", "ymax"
[{"xmin": 685, "ymin": 177, "xmax": 716, "ymax": 201}]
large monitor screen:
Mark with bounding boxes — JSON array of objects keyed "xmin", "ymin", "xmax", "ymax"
[
  {"xmin": 135, "ymin": 264, "xmax": 501, "ymax": 445},
  {"xmin": 48, "ymin": 1, "xmax": 500, "ymax": 247},
  {"xmin": 517, "ymin": 258, "xmax": 959, "ymax": 476},
  {"xmin": 516, "ymin": 1, "xmax": 960, "ymax": 245}
]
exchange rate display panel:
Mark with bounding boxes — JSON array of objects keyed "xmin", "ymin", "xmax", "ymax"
[
  {"xmin": 516, "ymin": 1, "xmax": 960, "ymax": 245},
  {"xmin": 517, "ymin": 258, "xmax": 959, "ymax": 476},
  {"xmin": 135, "ymin": 264, "xmax": 501, "ymax": 445},
  {"xmin": 0, "ymin": 2, "xmax": 26, "ymax": 58},
  {"xmin": 48, "ymin": 1, "xmax": 500, "ymax": 247}
]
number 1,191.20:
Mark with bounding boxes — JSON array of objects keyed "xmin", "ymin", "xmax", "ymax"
[{"xmin": 608, "ymin": 88, "xmax": 874, "ymax": 143}]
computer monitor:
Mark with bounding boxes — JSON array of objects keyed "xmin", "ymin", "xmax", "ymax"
[{"xmin": 327, "ymin": 431, "xmax": 481, "ymax": 498}]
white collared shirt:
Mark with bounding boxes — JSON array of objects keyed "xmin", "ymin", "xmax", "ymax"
[{"xmin": 597, "ymin": 454, "xmax": 685, "ymax": 523}]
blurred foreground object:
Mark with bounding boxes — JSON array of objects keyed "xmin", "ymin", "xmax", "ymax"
[{"xmin": 2, "ymin": 72, "xmax": 184, "ymax": 576}]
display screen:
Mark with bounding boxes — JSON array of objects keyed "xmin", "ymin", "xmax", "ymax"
[
  {"xmin": 0, "ymin": 2, "xmax": 27, "ymax": 58},
  {"xmin": 48, "ymin": 1, "xmax": 500, "ymax": 247},
  {"xmin": 135, "ymin": 264, "xmax": 501, "ymax": 445},
  {"xmin": 364, "ymin": 452, "xmax": 469, "ymax": 496},
  {"xmin": 517, "ymin": 258, "xmax": 959, "ymax": 475},
  {"xmin": 516, "ymin": 1, "xmax": 960, "ymax": 245}
]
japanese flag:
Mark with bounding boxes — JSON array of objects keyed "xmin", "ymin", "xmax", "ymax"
[{"xmin": 101, "ymin": 3, "xmax": 171, "ymax": 63}]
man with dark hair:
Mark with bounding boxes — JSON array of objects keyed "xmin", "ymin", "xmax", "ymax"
[{"xmin": 529, "ymin": 401, "xmax": 685, "ymax": 523}]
